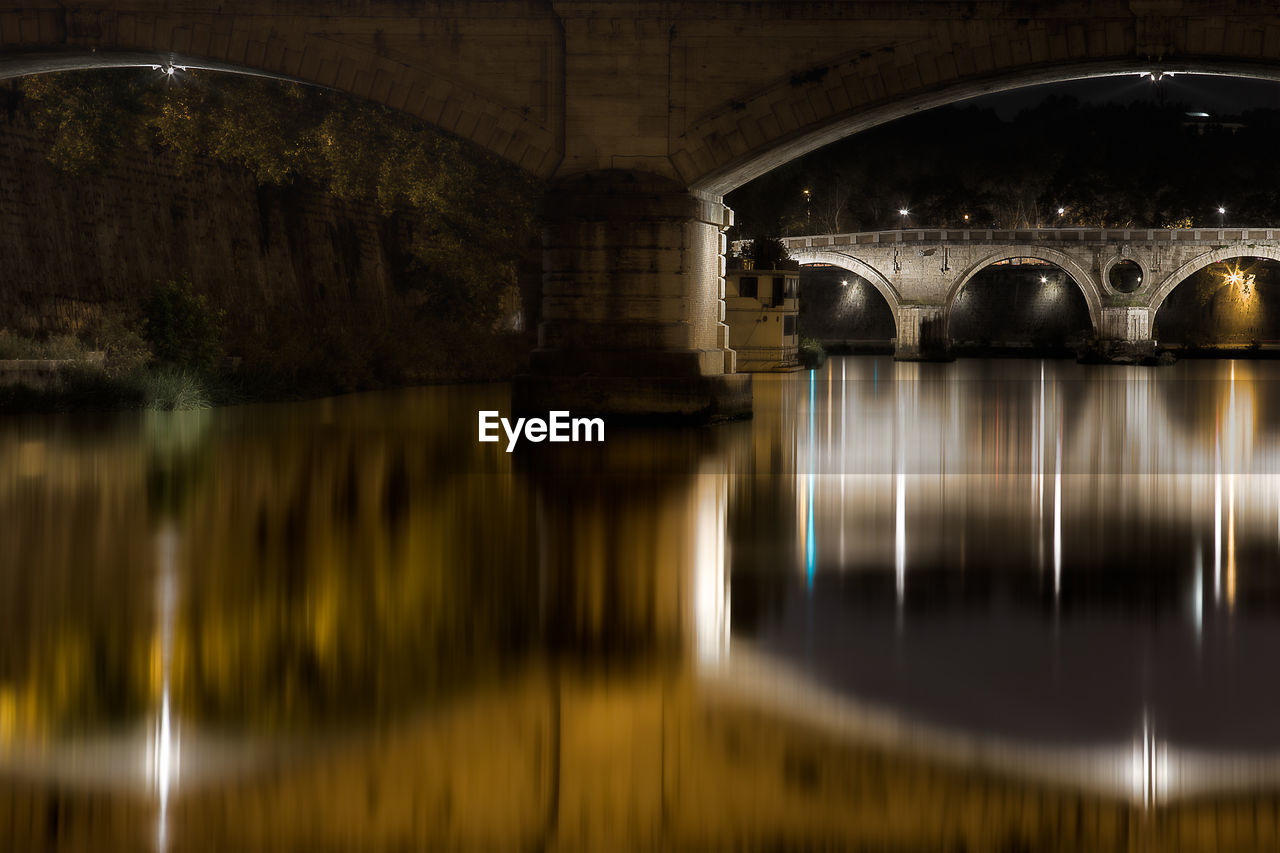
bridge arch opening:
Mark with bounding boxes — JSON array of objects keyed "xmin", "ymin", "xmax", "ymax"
[
  {"xmin": 948, "ymin": 258, "xmax": 1094, "ymax": 355},
  {"xmin": 1153, "ymin": 256, "xmax": 1280, "ymax": 350},
  {"xmin": 796, "ymin": 264, "xmax": 896, "ymax": 351},
  {"xmin": 693, "ymin": 62, "xmax": 1280, "ymax": 197}
]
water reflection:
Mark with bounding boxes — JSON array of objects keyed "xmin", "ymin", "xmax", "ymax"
[{"xmin": 5, "ymin": 363, "xmax": 1280, "ymax": 848}]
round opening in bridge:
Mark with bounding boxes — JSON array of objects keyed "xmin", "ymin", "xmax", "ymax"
[{"xmin": 1108, "ymin": 259, "xmax": 1144, "ymax": 293}]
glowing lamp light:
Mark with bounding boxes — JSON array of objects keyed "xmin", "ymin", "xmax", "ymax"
[
  {"xmin": 1040, "ymin": 276, "xmax": 1049, "ymax": 284},
  {"xmin": 841, "ymin": 279, "xmax": 849, "ymax": 287},
  {"xmin": 1057, "ymin": 207, "xmax": 1065, "ymax": 215},
  {"xmin": 1218, "ymin": 207, "xmax": 1227, "ymax": 214},
  {"xmin": 898, "ymin": 208, "xmax": 909, "ymax": 216},
  {"xmin": 1227, "ymin": 270, "xmax": 1243, "ymax": 286}
]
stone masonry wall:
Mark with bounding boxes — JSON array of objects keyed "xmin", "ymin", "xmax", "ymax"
[{"xmin": 0, "ymin": 108, "xmax": 402, "ymax": 336}]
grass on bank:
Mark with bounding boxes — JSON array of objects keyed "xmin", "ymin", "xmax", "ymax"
[
  {"xmin": 0, "ymin": 297, "xmax": 535, "ymax": 416},
  {"xmin": 0, "ymin": 364, "xmax": 218, "ymax": 413}
]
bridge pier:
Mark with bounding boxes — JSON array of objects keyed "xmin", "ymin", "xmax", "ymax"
[
  {"xmin": 513, "ymin": 170, "xmax": 751, "ymax": 421},
  {"xmin": 1082, "ymin": 306, "xmax": 1157, "ymax": 363},
  {"xmin": 893, "ymin": 305, "xmax": 952, "ymax": 361}
]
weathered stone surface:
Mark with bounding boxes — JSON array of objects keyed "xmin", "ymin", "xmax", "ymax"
[
  {"xmin": 0, "ymin": 111, "xmax": 400, "ymax": 334},
  {"xmin": 519, "ymin": 169, "xmax": 747, "ymax": 420}
]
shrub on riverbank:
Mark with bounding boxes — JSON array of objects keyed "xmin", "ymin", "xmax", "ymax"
[
  {"xmin": 799, "ymin": 336, "xmax": 827, "ymax": 369},
  {"xmin": 143, "ymin": 278, "xmax": 225, "ymax": 371}
]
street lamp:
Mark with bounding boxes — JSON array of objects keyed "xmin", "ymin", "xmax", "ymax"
[
  {"xmin": 1218, "ymin": 206, "xmax": 1226, "ymax": 227},
  {"xmin": 803, "ymin": 188, "xmax": 811, "ymax": 231},
  {"xmin": 898, "ymin": 208, "xmax": 909, "ymax": 230}
]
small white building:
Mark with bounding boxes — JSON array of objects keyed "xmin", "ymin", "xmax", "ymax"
[{"xmin": 725, "ymin": 259, "xmax": 801, "ymax": 371}]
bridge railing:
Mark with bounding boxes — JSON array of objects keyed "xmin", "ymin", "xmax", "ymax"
[{"xmin": 777, "ymin": 227, "xmax": 1280, "ymax": 250}]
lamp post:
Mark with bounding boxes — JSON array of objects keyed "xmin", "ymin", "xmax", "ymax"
[
  {"xmin": 803, "ymin": 188, "xmax": 811, "ymax": 232},
  {"xmin": 898, "ymin": 208, "xmax": 909, "ymax": 229},
  {"xmin": 1218, "ymin": 206, "xmax": 1226, "ymax": 227}
]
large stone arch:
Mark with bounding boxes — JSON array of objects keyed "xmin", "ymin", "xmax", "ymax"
[
  {"xmin": 945, "ymin": 247, "xmax": 1102, "ymax": 338},
  {"xmin": 679, "ymin": 10, "xmax": 1280, "ymax": 194},
  {"xmin": 0, "ymin": 6, "xmax": 564, "ymax": 177},
  {"xmin": 5, "ymin": 4, "xmax": 1280, "ymax": 192},
  {"xmin": 1149, "ymin": 245, "xmax": 1280, "ymax": 314},
  {"xmin": 788, "ymin": 248, "xmax": 901, "ymax": 335}
]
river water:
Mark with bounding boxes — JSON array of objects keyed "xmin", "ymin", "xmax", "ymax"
[{"xmin": 4, "ymin": 356, "xmax": 1280, "ymax": 848}]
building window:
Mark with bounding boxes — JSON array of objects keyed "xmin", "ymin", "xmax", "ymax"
[
  {"xmin": 784, "ymin": 315, "xmax": 796, "ymax": 337},
  {"xmin": 772, "ymin": 276, "xmax": 785, "ymax": 306},
  {"xmin": 785, "ymin": 277, "xmax": 797, "ymax": 299},
  {"xmin": 739, "ymin": 276, "xmax": 758, "ymax": 298}
]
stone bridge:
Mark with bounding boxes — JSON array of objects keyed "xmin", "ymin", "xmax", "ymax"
[
  {"xmin": 6, "ymin": 2, "xmax": 1280, "ymax": 414},
  {"xmin": 783, "ymin": 228, "xmax": 1280, "ymax": 359}
]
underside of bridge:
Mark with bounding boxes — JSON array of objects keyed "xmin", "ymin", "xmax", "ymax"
[
  {"xmin": 797, "ymin": 266, "xmax": 896, "ymax": 351},
  {"xmin": 6, "ymin": 1, "xmax": 1280, "ymax": 414},
  {"xmin": 1155, "ymin": 258, "xmax": 1280, "ymax": 349},
  {"xmin": 950, "ymin": 264, "xmax": 1094, "ymax": 355}
]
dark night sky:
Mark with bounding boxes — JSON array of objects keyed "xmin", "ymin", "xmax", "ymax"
[{"xmin": 976, "ymin": 72, "xmax": 1280, "ymax": 118}]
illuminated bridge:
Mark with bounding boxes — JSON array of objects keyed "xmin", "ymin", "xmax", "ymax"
[
  {"xmin": 7, "ymin": 2, "xmax": 1280, "ymax": 414},
  {"xmin": 782, "ymin": 228, "xmax": 1280, "ymax": 359}
]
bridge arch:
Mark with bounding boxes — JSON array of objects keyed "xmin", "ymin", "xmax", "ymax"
[
  {"xmin": 1149, "ymin": 245, "xmax": 1280, "ymax": 314},
  {"xmin": 945, "ymin": 247, "xmax": 1102, "ymax": 338},
  {"xmin": 0, "ymin": 13, "xmax": 563, "ymax": 178},
  {"xmin": 683, "ymin": 16, "xmax": 1280, "ymax": 196},
  {"xmin": 788, "ymin": 248, "xmax": 901, "ymax": 334}
]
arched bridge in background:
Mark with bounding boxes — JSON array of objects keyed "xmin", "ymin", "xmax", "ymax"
[
  {"xmin": 7, "ymin": 2, "xmax": 1280, "ymax": 414},
  {"xmin": 784, "ymin": 228, "xmax": 1280, "ymax": 359}
]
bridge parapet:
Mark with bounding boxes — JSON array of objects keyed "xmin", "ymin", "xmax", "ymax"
[{"xmin": 783, "ymin": 228, "xmax": 1280, "ymax": 250}]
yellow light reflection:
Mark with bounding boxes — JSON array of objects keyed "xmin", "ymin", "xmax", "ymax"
[{"xmin": 1223, "ymin": 262, "xmax": 1256, "ymax": 297}]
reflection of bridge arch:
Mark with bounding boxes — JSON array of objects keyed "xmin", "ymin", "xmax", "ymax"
[
  {"xmin": 789, "ymin": 248, "xmax": 901, "ymax": 335},
  {"xmin": 1150, "ymin": 244, "xmax": 1280, "ymax": 315},
  {"xmin": 945, "ymin": 247, "xmax": 1103, "ymax": 337}
]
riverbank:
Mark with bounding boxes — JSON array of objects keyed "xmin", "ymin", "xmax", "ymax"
[{"xmin": 0, "ymin": 328, "xmax": 533, "ymax": 415}]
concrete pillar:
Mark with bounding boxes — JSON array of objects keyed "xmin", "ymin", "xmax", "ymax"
[
  {"xmin": 1099, "ymin": 306, "xmax": 1152, "ymax": 342},
  {"xmin": 893, "ymin": 305, "xmax": 951, "ymax": 361},
  {"xmin": 513, "ymin": 170, "xmax": 751, "ymax": 421},
  {"xmin": 1082, "ymin": 306, "xmax": 1157, "ymax": 363}
]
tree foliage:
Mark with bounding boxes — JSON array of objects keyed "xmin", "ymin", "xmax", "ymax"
[
  {"xmin": 18, "ymin": 69, "xmax": 541, "ymax": 326},
  {"xmin": 143, "ymin": 278, "xmax": 225, "ymax": 370}
]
